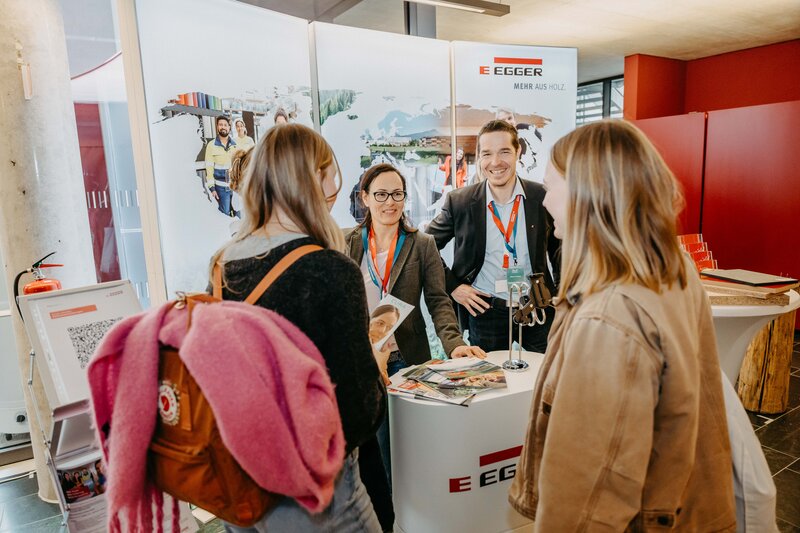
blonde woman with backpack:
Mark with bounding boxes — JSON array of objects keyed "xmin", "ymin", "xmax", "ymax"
[{"xmin": 214, "ymin": 124, "xmax": 386, "ymax": 532}]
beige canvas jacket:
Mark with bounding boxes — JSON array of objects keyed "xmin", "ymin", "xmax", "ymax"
[{"xmin": 509, "ymin": 263, "xmax": 736, "ymax": 532}]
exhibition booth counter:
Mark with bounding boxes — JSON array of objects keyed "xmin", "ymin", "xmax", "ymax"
[
  {"xmin": 711, "ymin": 289, "xmax": 800, "ymax": 384},
  {"xmin": 389, "ymin": 351, "xmax": 543, "ymax": 533}
]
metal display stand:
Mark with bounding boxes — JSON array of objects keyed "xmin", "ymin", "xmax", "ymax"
[
  {"xmin": 26, "ymin": 349, "xmax": 92, "ymax": 531},
  {"xmin": 503, "ymin": 275, "xmax": 552, "ymax": 372},
  {"xmin": 503, "ymin": 282, "xmax": 531, "ymax": 372},
  {"xmin": 17, "ymin": 281, "xmax": 142, "ymax": 532}
]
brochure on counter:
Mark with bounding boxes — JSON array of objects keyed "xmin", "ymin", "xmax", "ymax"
[
  {"xmin": 370, "ymin": 294, "xmax": 414, "ymax": 352},
  {"xmin": 388, "ymin": 357, "xmax": 507, "ymax": 406}
]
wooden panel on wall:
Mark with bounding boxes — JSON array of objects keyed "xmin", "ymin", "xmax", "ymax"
[
  {"xmin": 632, "ymin": 113, "xmax": 706, "ymax": 234},
  {"xmin": 703, "ymin": 100, "xmax": 800, "ymax": 324}
]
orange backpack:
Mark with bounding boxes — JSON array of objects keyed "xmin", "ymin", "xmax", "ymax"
[{"xmin": 148, "ymin": 245, "xmax": 320, "ymax": 526}]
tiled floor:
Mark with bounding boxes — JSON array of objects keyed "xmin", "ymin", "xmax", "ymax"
[
  {"xmin": 756, "ymin": 333, "xmax": 800, "ymax": 532},
  {"xmin": 1, "ymin": 336, "xmax": 800, "ymax": 531},
  {"xmin": 0, "ymin": 470, "xmax": 226, "ymax": 532}
]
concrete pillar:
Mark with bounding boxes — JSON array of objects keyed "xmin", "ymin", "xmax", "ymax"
[{"xmin": 0, "ymin": 0, "xmax": 96, "ymax": 501}]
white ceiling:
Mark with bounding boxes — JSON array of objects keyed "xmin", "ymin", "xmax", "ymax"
[
  {"xmin": 62, "ymin": 0, "xmax": 800, "ymax": 83},
  {"xmin": 333, "ymin": 0, "xmax": 800, "ymax": 82}
]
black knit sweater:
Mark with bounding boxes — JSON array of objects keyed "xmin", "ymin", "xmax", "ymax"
[{"xmin": 214, "ymin": 236, "xmax": 387, "ymax": 453}]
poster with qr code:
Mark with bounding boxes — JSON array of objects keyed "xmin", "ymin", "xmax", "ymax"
[
  {"xmin": 67, "ymin": 318, "xmax": 123, "ymax": 369},
  {"xmin": 18, "ymin": 281, "xmax": 141, "ymax": 408}
]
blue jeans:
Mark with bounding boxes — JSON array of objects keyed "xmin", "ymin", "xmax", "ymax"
[
  {"xmin": 214, "ymin": 184, "xmax": 232, "ymax": 216},
  {"xmin": 468, "ymin": 305, "xmax": 554, "ymax": 353},
  {"xmin": 223, "ymin": 450, "xmax": 380, "ymax": 533}
]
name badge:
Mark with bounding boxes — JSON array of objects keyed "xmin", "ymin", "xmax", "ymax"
[
  {"xmin": 495, "ymin": 279, "xmax": 508, "ymax": 293},
  {"xmin": 506, "ymin": 266, "xmax": 525, "ymax": 285}
]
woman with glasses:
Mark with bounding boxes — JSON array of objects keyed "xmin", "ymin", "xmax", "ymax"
[
  {"xmin": 344, "ymin": 163, "xmax": 485, "ymax": 530},
  {"xmin": 346, "ymin": 163, "xmax": 486, "ymax": 375}
]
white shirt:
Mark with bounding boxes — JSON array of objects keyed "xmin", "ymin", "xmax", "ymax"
[{"xmin": 472, "ymin": 178, "xmax": 531, "ymax": 301}]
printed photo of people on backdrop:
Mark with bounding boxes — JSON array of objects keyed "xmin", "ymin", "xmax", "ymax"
[{"xmin": 159, "ymin": 91, "xmax": 307, "ymax": 221}]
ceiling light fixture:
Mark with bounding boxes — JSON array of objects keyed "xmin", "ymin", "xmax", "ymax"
[{"xmin": 409, "ymin": 0, "xmax": 510, "ymax": 17}]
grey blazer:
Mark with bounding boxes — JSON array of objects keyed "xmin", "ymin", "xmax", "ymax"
[{"xmin": 345, "ymin": 227, "xmax": 465, "ymax": 365}]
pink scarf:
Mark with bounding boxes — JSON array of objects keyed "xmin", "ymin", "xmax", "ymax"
[{"xmin": 88, "ymin": 300, "xmax": 344, "ymax": 532}]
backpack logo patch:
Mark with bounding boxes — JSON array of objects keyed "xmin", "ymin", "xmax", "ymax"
[{"xmin": 158, "ymin": 381, "xmax": 180, "ymax": 426}]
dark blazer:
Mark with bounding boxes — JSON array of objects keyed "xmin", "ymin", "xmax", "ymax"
[
  {"xmin": 345, "ymin": 227, "xmax": 465, "ymax": 365},
  {"xmin": 425, "ymin": 179, "xmax": 561, "ymax": 326}
]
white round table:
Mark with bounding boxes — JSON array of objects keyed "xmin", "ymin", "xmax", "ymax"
[
  {"xmin": 389, "ymin": 351, "xmax": 543, "ymax": 533},
  {"xmin": 711, "ymin": 290, "xmax": 800, "ymax": 384}
]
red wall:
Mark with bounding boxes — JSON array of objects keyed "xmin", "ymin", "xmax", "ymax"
[
  {"xmin": 685, "ymin": 40, "xmax": 800, "ymax": 113},
  {"xmin": 625, "ymin": 39, "xmax": 800, "ymax": 119},
  {"xmin": 624, "ymin": 55, "xmax": 686, "ymax": 120},
  {"xmin": 702, "ymin": 100, "xmax": 800, "ymax": 280},
  {"xmin": 632, "ymin": 113, "xmax": 706, "ymax": 234},
  {"xmin": 625, "ymin": 41, "xmax": 800, "ymax": 329}
]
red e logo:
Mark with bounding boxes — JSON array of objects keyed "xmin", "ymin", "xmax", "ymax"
[{"xmin": 449, "ymin": 476, "xmax": 471, "ymax": 492}]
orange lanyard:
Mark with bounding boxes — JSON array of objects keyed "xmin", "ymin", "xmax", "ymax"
[
  {"xmin": 365, "ymin": 226, "xmax": 404, "ymax": 296},
  {"xmin": 488, "ymin": 195, "xmax": 522, "ymax": 267}
]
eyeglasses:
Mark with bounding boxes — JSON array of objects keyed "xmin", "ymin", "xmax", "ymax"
[{"xmin": 371, "ymin": 190, "xmax": 407, "ymax": 202}]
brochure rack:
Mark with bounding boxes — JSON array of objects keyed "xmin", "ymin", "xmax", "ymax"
[
  {"xmin": 25, "ymin": 357, "xmax": 92, "ymax": 530},
  {"xmin": 17, "ymin": 281, "xmax": 141, "ymax": 532}
]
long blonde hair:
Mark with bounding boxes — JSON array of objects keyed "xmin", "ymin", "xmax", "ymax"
[
  {"xmin": 552, "ymin": 120, "xmax": 687, "ymax": 302},
  {"xmin": 229, "ymin": 146, "xmax": 253, "ymax": 193},
  {"xmin": 211, "ymin": 124, "xmax": 344, "ymax": 271}
]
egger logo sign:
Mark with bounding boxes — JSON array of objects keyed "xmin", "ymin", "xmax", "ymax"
[
  {"xmin": 449, "ymin": 445, "xmax": 523, "ymax": 493},
  {"xmin": 479, "ymin": 57, "xmax": 543, "ymax": 77}
]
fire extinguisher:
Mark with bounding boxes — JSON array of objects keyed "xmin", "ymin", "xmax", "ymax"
[{"xmin": 13, "ymin": 252, "xmax": 63, "ymax": 318}]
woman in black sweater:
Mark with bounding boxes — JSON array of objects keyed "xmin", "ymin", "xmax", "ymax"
[{"xmin": 214, "ymin": 124, "xmax": 385, "ymax": 533}]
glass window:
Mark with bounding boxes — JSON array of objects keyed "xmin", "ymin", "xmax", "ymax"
[
  {"xmin": 610, "ymin": 78, "xmax": 624, "ymax": 119},
  {"xmin": 576, "ymin": 82, "xmax": 604, "ymax": 125},
  {"xmin": 576, "ymin": 77, "xmax": 624, "ymax": 124},
  {"xmin": 68, "ymin": 3, "xmax": 150, "ymax": 308}
]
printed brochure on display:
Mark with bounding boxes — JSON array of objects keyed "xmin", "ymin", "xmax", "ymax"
[
  {"xmin": 370, "ymin": 294, "xmax": 414, "ymax": 352},
  {"xmin": 389, "ymin": 357, "xmax": 507, "ymax": 406}
]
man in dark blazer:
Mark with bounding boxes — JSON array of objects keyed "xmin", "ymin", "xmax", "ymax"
[{"xmin": 426, "ymin": 120, "xmax": 560, "ymax": 353}]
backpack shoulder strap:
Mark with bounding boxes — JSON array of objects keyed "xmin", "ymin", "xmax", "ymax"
[
  {"xmin": 244, "ymin": 244, "xmax": 323, "ymax": 305},
  {"xmin": 212, "ymin": 264, "xmax": 223, "ymax": 299}
]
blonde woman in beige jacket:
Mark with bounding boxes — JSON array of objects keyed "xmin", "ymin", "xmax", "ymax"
[{"xmin": 509, "ymin": 120, "xmax": 736, "ymax": 532}]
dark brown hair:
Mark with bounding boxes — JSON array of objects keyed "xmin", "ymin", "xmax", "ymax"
[
  {"xmin": 273, "ymin": 108, "xmax": 289, "ymax": 124},
  {"xmin": 476, "ymin": 119, "xmax": 521, "ymax": 155},
  {"xmin": 358, "ymin": 163, "xmax": 417, "ymax": 233},
  {"xmin": 371, "ymin": 304, "xmax": 400, "ymax": 320},
  {"xmin": 455, "ymin": 147, "xmax": 466, "ymax": 170}
]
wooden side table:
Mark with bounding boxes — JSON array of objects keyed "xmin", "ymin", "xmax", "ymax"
[{"xmin": 737, "ymin": 309, "xmax": 797, "ymax": 414}]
